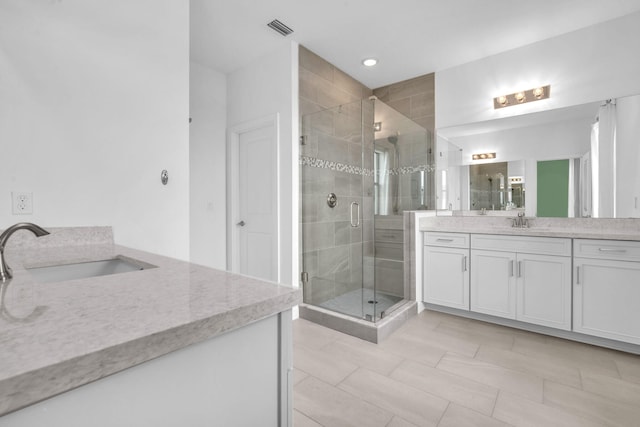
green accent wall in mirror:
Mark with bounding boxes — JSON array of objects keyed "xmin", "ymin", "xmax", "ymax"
[{"xmin": 537, "ymin": 159, "xmax": 569, "ymax": 217}]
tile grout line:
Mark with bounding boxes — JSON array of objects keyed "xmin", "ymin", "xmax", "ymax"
[
  {"xmin": 384, "ymin": 355, "xmax": 407, "ymax": 379},
  {"xmin": 340, "ymin": 365, "xmax": 454, "ymax": 425},
  {"xmin": 434, "ymin": 401, "xmax": 451, "ymax": 427},
  {"xmin": 490, "ymin": 389, "xmax": 501, "ymax": 418},
  {"xmin": 294, "ymin": 408, "xmax": 326, "ymax": 427}
]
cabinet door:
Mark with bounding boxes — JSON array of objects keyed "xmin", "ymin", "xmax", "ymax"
[
  {"xmin": 516, "ymin": 254, "xmax": 572, "ymax": 330},
  {"xmin": 574, "ymin": 257, "xmax": 640, "ymax": 345},
  {"xmin": 470, "ymin": 250, "xmax": 516, "ymax": 319},
  {"xmin": 423, "ymin": 246, "xmax": 469, "ymax": 310}
]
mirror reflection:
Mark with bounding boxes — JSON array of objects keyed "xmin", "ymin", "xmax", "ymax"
[
  {"xmin": 437, "ymin": 93, "xmax": 640, "ymax": 218},
  {"xmin": 373, "ymin": 100, "xmax": 433, "ymax": 215},
  {"xmin": 469, "ymin": 161, "xmax": 525, "ymax": 212}
]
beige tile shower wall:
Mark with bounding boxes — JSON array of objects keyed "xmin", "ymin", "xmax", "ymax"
[
  {"xmin": 372, "ymin": 73, "xmax": 435, "ymax": 133},
  {"xmin": 299, "ymin": 46, "xmax": 373, "ymax": 116}
]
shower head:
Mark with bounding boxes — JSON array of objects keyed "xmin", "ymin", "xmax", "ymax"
[{"xmin": 387, "ymin": 135, "xmax": 398, "ymax": 144}]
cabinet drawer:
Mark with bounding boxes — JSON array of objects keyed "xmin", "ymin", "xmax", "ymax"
[
  {"xmin": 471, "ymin": 234, "xmax": 571, "ymax": 256},
  {"xmin": 375, "ymin": 229, "xmax": 404, "ymax": 244},
  {"xmin": 574, "ymin": 239, "xmax": 640, "ymax": 262},
  {"xmin": 424, "ymin": 232, "xmax": 469, "ymax": 248}
]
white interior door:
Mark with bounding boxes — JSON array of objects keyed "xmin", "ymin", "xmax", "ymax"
[{"xmin": 230, "ymin": 117, "xmax": 279, "ymax": 282}]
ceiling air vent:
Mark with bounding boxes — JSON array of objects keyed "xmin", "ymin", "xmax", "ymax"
[{"xmin": 267, "ymin": 19, "xmax": 294, "ymax": 36}]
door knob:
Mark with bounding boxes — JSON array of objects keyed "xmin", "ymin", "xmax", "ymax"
[{"xmin": 237, "ymin": 220, "xmax": 246, "ymax": 226}]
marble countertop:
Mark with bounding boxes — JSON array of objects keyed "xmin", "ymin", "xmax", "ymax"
[
  {"xmin": 419, "ymin": 216, "xmax": 640, "ymax": 241},
  {"xmin": 0, "ymin": 227, "xmax": 301, "ymax": 416}
]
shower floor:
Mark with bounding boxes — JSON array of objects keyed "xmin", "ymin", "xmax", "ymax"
[{"xmin": 317, "ymin": 288, "xmax": 403, "ymax": 320}]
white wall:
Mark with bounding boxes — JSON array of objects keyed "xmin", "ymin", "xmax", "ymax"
[
  {"xmin": 616, "ymin": 94, "xmax": 640, "ymax": 218},
  {"xmin": 226, "ymin": 41, "xmax": 299, "ymax": 287},
  {"xmin": 0, "ymin": 0, "xmax": 190, "ymax": 259},
  {"xmin": 189, "ymin": 62, "xmax": 227, "ymax": 269},
  {"xmin": 436, "ymin": 11, "xmax": 640, "ymax": 129}
]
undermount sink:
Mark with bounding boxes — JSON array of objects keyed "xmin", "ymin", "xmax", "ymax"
[{"xmin": 27, "ymin": 257, "xmax": 151, "ymax": 283}]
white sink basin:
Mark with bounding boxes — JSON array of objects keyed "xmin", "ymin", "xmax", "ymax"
[{"xmin": 27, "ymin": 257, "xmax": 151, "ymax": 283}]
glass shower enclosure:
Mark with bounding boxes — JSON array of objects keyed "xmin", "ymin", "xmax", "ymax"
[{"xmin": 300, "ymin": 98, "xmax": 432, "ymax": 322}]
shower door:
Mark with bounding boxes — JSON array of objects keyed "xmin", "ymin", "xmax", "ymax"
[{"xmin": 300, "ymin": 100, "xmax": 377, "ymax": 321}]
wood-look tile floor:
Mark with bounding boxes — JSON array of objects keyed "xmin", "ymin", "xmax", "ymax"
[{"xmin": 293, "ymin": 310, "xmax": 640, "ymax": 427}]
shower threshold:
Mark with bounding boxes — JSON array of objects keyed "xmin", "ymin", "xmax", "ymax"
[
  {"xmin": 299, "ymin": 298, "xmax": 417, "ymax": 343},
  {"xmin": 317, "ymin": 289, "xmax": 402, "ymax": 320}
]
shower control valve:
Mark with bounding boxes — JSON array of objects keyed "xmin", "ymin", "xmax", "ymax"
[{"xmin": 327, "ymin": 193, "xmax": 337, "ymax": 208}]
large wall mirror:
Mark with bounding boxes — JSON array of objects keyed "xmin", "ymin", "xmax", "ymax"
[{"xmin": 436, "ymin": 93, "xmax": 640, "ymax": 218}]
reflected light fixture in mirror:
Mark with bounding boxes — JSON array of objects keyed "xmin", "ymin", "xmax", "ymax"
[
  {"xmin": 494, "ymin": 85, "xmax": 551, "ymax": 109},
  {"xmin": 472, "ymin": 152, "xmax": 496, "ymax": 160},
  {"xmin": 374, "ymin": 122, "xmax": 382, "ymax": 131}
]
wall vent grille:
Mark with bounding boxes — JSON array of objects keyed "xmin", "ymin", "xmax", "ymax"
[{"xmin": 267, "ymin": 19, "xmax": 294, "ymax": 36}]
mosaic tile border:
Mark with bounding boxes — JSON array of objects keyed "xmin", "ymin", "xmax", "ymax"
[
  {"xmin": 300, "ymin": 155, "xmax": 435, "ymax": 176},
  {"xmin": 300, "ymin": 155, "xmax": 374, "ymax": 176},
  {"xmin": 388, "ymin": 164, "xmax": 436, "ymax": 175}
]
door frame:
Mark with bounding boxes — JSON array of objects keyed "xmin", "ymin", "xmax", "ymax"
[{"xmin": 227, "ymin": 114, "xmax": 281, "ymax": 282}]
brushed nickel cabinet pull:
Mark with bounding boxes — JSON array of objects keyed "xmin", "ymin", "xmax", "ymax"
[{"xmin": 598, "ymin": 248, "xmax": 627, "ymax": 253}]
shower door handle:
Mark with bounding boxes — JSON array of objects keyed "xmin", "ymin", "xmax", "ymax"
[{"xmin": 350, "ymin": 202, "xmax": 360, "ymax": 227}]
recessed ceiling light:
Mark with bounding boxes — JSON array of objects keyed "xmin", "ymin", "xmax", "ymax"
[{"xmin": 362, "ymin": 58, "xmax": 378, "ymax": 67}]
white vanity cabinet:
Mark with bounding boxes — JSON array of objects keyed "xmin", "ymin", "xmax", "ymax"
[
  {"xmin": 573, "ymin": 239, "xmax": 640, "ymax": 345},
  {"xmin": 470, "ymin": 235, "xmax": 572, "ymax": 330},
  {"xmin": 423, "ymin": 232, "xmax": 470, "ymax": 310}
]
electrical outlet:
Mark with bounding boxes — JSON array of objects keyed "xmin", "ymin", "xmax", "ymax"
[{"xmin": 12, "ymin": 192, "xmax": 33, "ymax": 215}]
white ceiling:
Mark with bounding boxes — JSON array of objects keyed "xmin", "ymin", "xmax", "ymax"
[{"xmin": 190, "ymin": 0, "xmax": 640, "ymax": 89}]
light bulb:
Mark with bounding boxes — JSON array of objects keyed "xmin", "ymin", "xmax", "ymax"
[{"xmin": 533, "ymin": 87, "xmax": 545, "ymax": 99}]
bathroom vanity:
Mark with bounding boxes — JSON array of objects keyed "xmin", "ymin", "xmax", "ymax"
[
  {"xmin": 0, "ymin": 227, "xmax": 301, "ymax": 426},
  {"xmin": 418, "ymin": 215, "xmax": 640, "ymax": 353}
]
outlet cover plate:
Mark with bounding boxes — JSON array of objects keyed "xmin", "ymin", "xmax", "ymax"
[{"xmin": 12, "ymin": 192, "xmax": 33, "ymax": 215}]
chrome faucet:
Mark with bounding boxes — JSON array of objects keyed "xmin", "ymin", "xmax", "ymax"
[
  {"xmin": 0, "ymin": 223, "xmax": 50, "ymax": 281},
  {"xmin": 511, "ymin": 212, "xmax": 529, "ymax": 228}
]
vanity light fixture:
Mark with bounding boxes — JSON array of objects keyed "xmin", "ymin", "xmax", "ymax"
[
  {"xmin": 494, "ymin": 85, "xmax": 550, "ymax": 109},
  {"xmin": 472, "ymin": 152, "xmax": 496, "ymax": 161},
  {"xmin": 374, "ymin": 122, "xmax": 382, "ymax": 132},
  {"xmin": 362, "ymin": 58, "xmax": 378, "ymax": 67}
]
